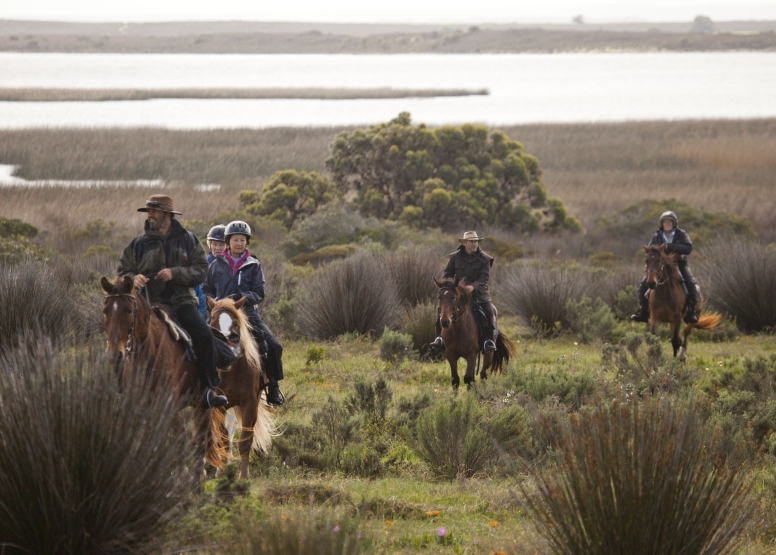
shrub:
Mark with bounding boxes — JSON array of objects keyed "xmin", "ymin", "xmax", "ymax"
[
  {"xmin": 0, "ymin": 259, "xmax": 78, "ymax": 353},
  {"xmin": 0, "ymin": 235, "xmax": 44, "ymax": 262},
  {"xmin": 565, "ymin": 296, "xmax": 618, "ymax": 343},
  {"xmin": 281, "ymin": 203, "xmax": 366, "ymax": 258},
  {"xmin": 305, "ymin": 345, "xmax": 327, "ymax": 366},
  {"xmin": 379, "ymin": 328, "xmax": 415, "ymax": 363},
  {"xmin": 498, "ymin": 265, "xmax": 589, "ymax": 334},
  {"xmin": 521, "ymin": 397, "xmax": 754, "ymax": 555},
  {"xmin": 0, "ymin": 340, "xmax": 194, "ymax": 555},
  {"xmin": 611, "ymin": 284, "xmax": 639, "ymax": 321},
  {"xmin": 701, "ymin": 239, "xmax": 776, "ymax": 332},
  {"xmin": 400, "ymin": 302, "xmax": 440, "ymax": 358},
  {"xmin": 509, "ymin": 365, "xmax": 594, "ymax": 408},
  {"xmin": 346, "ymin": 375, "xmax": 393, "ymax": 421},
  {"xmin": 295, "ymin": 252, "xmax": 400, "ymax": 339},
  {"xmin": 289, "ymin": 244, "xmax": 359, "ymax": 266},
  {"xmin": 414, "ymin": 396, "xmax": 496, "ymax": 479},
  {"xmin": 385, "ymin": 247, "xmax": 441, "ymax": 307}
]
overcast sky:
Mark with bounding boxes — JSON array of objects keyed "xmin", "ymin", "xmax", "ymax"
[{"xmin": 3, "ymin": 0, "xmax": 776, "ymax": 23}]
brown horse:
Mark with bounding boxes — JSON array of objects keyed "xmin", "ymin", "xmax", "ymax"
[
  {"xmin": 206, "ymin": 296, "xmax": 275, "ymax": 479},
  {"xmin": 434, "ymin": 277, "xmax": 517, "ymax": 389},
  {"xmin": 101, "ymin": 275, "xmax": 227, "ymax": 478},
  {"xmin": 643, "ymin": 245, "xmax": 721, "ymax": 361}
]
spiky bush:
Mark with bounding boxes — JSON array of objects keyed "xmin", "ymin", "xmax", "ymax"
[
  {"xmin": 498, "ymin": 265, "xmax": 589, "ymax": 334},
  {"xmin": 400, "ymin": 302, "xmax": 439, "ymax": 358},
  {"xmin": 295, "ymin": 252, "xmax": 399, "ymax": 339},
  {"xmin": 522, "ymin": 397, "xmax": 755, "ymax": 555},
  {"xmin": 701, "ymin": 239, "xmax": 776, "ymax": 332},
  {"xmin": 385, "ymin": 247, "xmax": 441, "ymax": 307},
  {"xmin": 0, "ymin": 340, "xmax": 194, "ymax": 554}
]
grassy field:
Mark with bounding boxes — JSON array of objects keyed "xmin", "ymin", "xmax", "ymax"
[
  {"xmin": 0, "ymin": 87, "xmax": 488, "ymax": 102},
  {"xmin": 1, "ymin": 119, "xmax": 774, "ymax": 240},
  {"xmin": 2, "ymin": 27, "xmax": 775, "ymax": 53}
]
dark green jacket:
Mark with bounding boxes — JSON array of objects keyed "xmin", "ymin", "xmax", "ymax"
[
  {"xmin": 118, "ymin": 219, "xmax": 208, "ymax": 308},
  {"xmin": 443, "ymin": 245, "xmax": 494, "ymax": 303}
]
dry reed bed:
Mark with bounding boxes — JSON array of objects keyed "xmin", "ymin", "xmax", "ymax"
[
  {"xmin": 0, "ymin": 87, "xmax": 488, "ymax": 102},
  {"xmin": 1, "ymin": 119, "xmax": 774, "ymax": 238}
]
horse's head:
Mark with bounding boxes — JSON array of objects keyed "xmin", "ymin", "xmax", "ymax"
[
  {"xmin": 643, "ymin": 245, "xmax": 676, "ymax": 289},
  {"xmin": 207, "ymin": 296, "xmax": 246, "ymax": 343},
  {"xmin": 434, "ymin": 277, "xmax": 470, "ymax": 329},
  {"xmin": 100, "ymin": 275, "xmax": 136, "ymax": 368}
]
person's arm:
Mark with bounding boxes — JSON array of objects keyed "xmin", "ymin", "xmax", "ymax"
[
  {"xmin": 666, "ymin": 230, "xmax": 693, "ymax": 256},
  {"xmin": 170, "ymin": 235, "xmax": 208, "ymax": 287},
  {"xmin": 242, "ymin": 263, "xmax": 265, "ymax": 306},
  {"xmin": 442, "ymin": 255, "xmax": 456, "ymax": 279},
  {"xmin": 647, "ymin": 232, "xmax": 660, "ymax": 247},
  {"xmin": 117, "ymin": 241, "xmax": 138, "ymax": 279},
  {"xmin": 469, "ymin": 259, "xmax": 491, "ymax": 294}
]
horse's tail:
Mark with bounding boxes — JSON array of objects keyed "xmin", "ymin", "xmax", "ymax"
[
  {"xmin": 695, "ymin": 311, "xmax": 723, "ymax": 331},
  {"xmin": 492, "ymin": 332, "xmax": 517, "ymax": 374},
  {"xmin": 232, "ymin": 401, "xmax": 277, "ymax": 456},
  {"xmin": 193, "ymin": 403, "xmax": 230, "ymax": 469}
]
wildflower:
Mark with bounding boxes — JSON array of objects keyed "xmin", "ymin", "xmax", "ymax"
[
  {"xmin": 574, "ymin": 342, "xmax": 578, "ymax": 346},
  {"xmin": 490, "ymin": 521, "xmax": 498, "ymax": 527},
  {"xmin": 473, "ymin": 539, "xmax": 479, "ymax": 545},
  {"xmin": 438, "ymin": 527, "xmax": 446, "ymax": 537},
  {"xmin": 281, "ymin": 515, "xmax": 287, "ymax": 520},
  {"xmin": 333, "ymin": 525, "xmax": 340, "ymax": 533},
  {"xmin": 432, "ymin": 510, "xmax": 440, "ymax": 516},
  {"xmin": 426, "ymin": 511, "xmax": 433, "ymax": 517},
  {"xmin": 385, "ymin": 521, "xmax": 393, "ymax": 526}
]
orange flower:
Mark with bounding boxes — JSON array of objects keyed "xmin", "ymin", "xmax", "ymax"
[
  {"xmin": 385, "ymin": 520, "xmax": 393, "ymax": 526},
  {"xmin": 432, "ymin": 510, "xmax": 440, "ymax": 516},
  {"xmin": 490, "ymin": 521, "xmax": 498, "ymax": 527}
]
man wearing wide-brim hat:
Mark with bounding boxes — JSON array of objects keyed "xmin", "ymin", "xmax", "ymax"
[
  {"xmin": 118, "ymin": 194, "xmax": 227, "ymax": 408},
  {"xmin": 431, "ymin": 231, "xmax": 498, "ymax": 353}
]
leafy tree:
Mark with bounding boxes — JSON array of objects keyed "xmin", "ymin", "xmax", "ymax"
[
  {"xmin": 325, "ymin": 112, "xmax": 579, "ymax": 233},
  {"xmin": 240, "ymin": 170, "xmax": 341, "ymax": 229}
]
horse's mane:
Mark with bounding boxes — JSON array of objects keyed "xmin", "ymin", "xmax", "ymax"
[
  {"xmin": 211, "ymin": 298, "xmax": 262, "ymax": 373},
  {"xmin": 438, "ymin": 278, "xmax": 472, "ymax": 305},
  {"xmin": 646, "ymin": 245, "xmax": 681, "ymax": 280}
]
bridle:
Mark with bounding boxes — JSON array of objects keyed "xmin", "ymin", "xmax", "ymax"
[
  {"xmin": 645, "ymin": 253, "xmax": 669, "ymax": 287},
  {"xmin": 105, "ymin": 293, "xmax": 139, "ymax": 353},
  {"xmin": 438, "ymin": 287, "xmax": 465, "ymax": 323}
]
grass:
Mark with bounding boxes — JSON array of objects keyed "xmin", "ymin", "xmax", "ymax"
[
  {"xmin": 2, "ymin": 119, "xmax": 775, "ymax": 240},
  {"xmin": 0, "ymin": 87, "xmax": 489, "ymax": 102}
]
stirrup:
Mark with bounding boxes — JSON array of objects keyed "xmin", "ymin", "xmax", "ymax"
[
  {"xmin": 430, "ymin": 336, "xmax": 444, "ymax": 348},
  {"xmin": 483, "ymin": 340, "xmax": 496, "ymax": 353},
  {"xmin": 205, "ymin": 387, "xmax": 228, "ymax": 409},
  {"xmin": 265, "ymin": 384, "xmax": 285, "ymax": 407}
]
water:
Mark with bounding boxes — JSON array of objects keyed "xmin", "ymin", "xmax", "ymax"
[{"xmin": 1, "ymin": 52, "xmax": 774, "ymax": 128}]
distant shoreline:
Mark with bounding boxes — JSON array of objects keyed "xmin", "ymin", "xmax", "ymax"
[{"xmin": 0, "ymin": 88, "xmax": 489, "ymax": 102}]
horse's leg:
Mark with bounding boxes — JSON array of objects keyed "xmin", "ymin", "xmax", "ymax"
[
  {"xmin": 447, "ymin": 352, "xmax": 460, "ymax": 390},
  {"xmin": 480, "ymin": 353, "xmax": 493, "ymax": 381},
  {"xmin": 463, "ymin": 353, "xmax": 477, "ymax": 387},
  {"xmin": 238, "ymin": 401, "xmax": 258, "ymax": 480},
  {"xmin": 670, "ymin": 318, "xmax": 682, "ymax": 358},
  {"xmin": 679, "ymin": 322, "xmax": 694, "ymax": 363}
]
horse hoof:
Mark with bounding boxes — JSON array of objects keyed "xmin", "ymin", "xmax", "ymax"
[{"xmin": 678, "ymin": 347, "xmax": 687, "ymax": 362}]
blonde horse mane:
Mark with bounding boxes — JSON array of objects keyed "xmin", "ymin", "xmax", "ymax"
[{"xmin": 211, "ymin": 298, "xmax": 262, "ymax": 374}]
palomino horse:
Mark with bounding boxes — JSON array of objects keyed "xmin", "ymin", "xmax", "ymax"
[
  {"xmin": 206, "ymin": 296, "xmax": 275, "ymax": 479},
  {"xmin": 434, "ymin": 277, "xmax": 517, "ymax": 389},
  {"xmin": 643, "ymin": 245, "xmax": 721, "ymax": 361},
  {"xmin": 101, "ymin": 276, "xmax": 226, "ymax": 477}
]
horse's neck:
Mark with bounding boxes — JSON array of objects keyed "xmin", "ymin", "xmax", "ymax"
[{"xmin": 132, "ymin": 294, "xmax": 158, "ymax": 341}]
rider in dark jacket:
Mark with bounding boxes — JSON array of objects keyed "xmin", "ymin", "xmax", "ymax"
[
  {"xmin": 430, "ymin": 231, "xmax": 497, "ymax": 353},
  {"xmin": 118, "ymin": 194, "xmax": 227, "ymax": 408},
  {"xmin": 203, "ymin": 220, "xmax": 285, "ymax": 407},
  {"xmin": 631, "ymin": 210, "xmax": 699, "ymax": 324}
]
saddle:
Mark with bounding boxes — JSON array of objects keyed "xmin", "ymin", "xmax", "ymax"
[{"xmin": 152, "ymin": 306, "xmax": 197, "ymax": 363}]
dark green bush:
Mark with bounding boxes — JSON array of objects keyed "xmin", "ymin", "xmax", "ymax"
[
  {"xmin": 0, "ymin": 340, "xmax": 194, "ymax": 555},
  {"xmin": 522, "ymin": 397, "xmax": 754, "ymax": 555},
  {"xmin": 346, "ymin": 375, "xmax": 393, "ymax": 421},
  {"xmin": 379, "ymin": 328, "xmax": 415, "ymax": 363},
  {"xmin": 0, "ymin": 216, "xmax": 38, "ymax": 238},
  {"xmin": 565, "ymin": 296, "xmax": 618, "ymax": 343},
  {"xmin": 281, "ymin": 203, "xmax": 366, "ymax": 258},
  {"xmin": 414, "ymin": 396, "xmax": 496, "ymax": 479},
  {"xmin": 701, "ymin": 239, "xmax": 776, "ymax": 332},
  {"xmin": 295, "ymin": 252, "xmax": 400, "ymax": 339},
  {"xmin": 508, "ymin": 365, "xmax": 594, "ymax": 408},
  {"xmin": 498, "ymin": 265, "xmax": 589, "ymax": 334}
]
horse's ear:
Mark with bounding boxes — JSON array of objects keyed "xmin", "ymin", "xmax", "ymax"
[
  {"xmin": 658, "ymin": 244, "xmax": 667, "ymax": 252},
  {"xmin": 122, "ymin": 276, "xmax": 134, "ymax": 292},
  {"xmin": 234, "ymin": 296, "xmax": 246, "ymax": 309},
  {"xmin": 433, "ymin": 277, "xmax": 442, "ymax": 288},
  {"xmin": 100, "ymin": 276, "xmax": 113, "ymax": 294},
  {"xmin": 644, "ymin": 246, "xmax": 650, "ymax": 253},
  {"xmin": 206, "ymin": 296, "xmax": 216, "ymax": 310},
  {"xmin": 453, "ymin": 277, "xmax": 460, "ymax": 288}
]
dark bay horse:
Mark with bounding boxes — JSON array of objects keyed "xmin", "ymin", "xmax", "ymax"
[
  {"xmin": 643, "ymin": 245, "xmax": 721, "ymax": 361},
  {"xmin": 101, "ymin": 275, "xmax": 227, "ymax": 477},
  {"xmin": 206, "ymin": 296, "xmax": 275, "ymax": 479},
  {"xmin": 434, "ymin": 277, "xmax": 517, "ymax": 389}
]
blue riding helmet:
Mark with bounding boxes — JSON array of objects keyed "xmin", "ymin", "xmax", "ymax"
[{"xmin": 207, "ymin": 224, "xmax": 226, "ymax": 242}]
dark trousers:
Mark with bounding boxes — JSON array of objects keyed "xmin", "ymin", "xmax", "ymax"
[
  {"xmin": 435, "ymin": 302, "xmax": 496, "ymax": 341},
  {"xmin": 174, "ymin": 303, "xmax": 219, "ymax": 390},
  {"xmin": 637, "ymin": 263, "xmax": 698, "ymax": 311},
  {"xmin": 248, "ymin": 314, "xmax": 284, "ymax": 382}
]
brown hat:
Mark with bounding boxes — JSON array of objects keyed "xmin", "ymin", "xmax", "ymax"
[
  {"xmin": 137, "ymin": 194, "xmax": 182, "ymax": 215},
  {"xmin": 458, "ymin": 231, "xmax": 482, "ymax": 243}
]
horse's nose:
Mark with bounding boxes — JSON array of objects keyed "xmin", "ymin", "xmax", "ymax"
[
  {"xmin": 646, "ymin": 280, "xmax": 657, "ymax": 289},
  {"xmin": 441, "ymin": 319, "xmax": 451, "ymax": 328}
]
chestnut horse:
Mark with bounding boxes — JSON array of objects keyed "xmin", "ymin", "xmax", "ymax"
[
  {"xmin": 643, "ymin": 245, "xmax": 721, "ymax": 361},
  {"xmin": 101, "ymin": 276, "xmax": 227, "ymax": 477},
  {"xmin": 206, "ymin": 296, "xmax": 275, "ymax": 479},
  {"xmin": 434, "ymin": 277, "xmax": 517, "ymax": 389}
]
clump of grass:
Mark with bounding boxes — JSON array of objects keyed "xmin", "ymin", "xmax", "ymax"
[
  {"xmin": 701, "ymin": 239, "xmax": 776, "ymax": 332},
  {"xmin": 498, "ymin": 265, "xmax": 589, "ymax": 334},
  {"xmin": 386, "ymin": 248, "xmax": 441, "ymax": 307},
  {"xmin": 0, "ymin": 339, "xmax": 194, "ymax": 554},
  {"xmin": 400, "ymin": 302, "xmax": 439, "ymax": 358},
  {"xmin": 521, "ymin": 397, "xmax": 755, "ymax": 555},
  {"xmin": 295, "ymin": 252, "xmax": 399, "ymax": 339}
]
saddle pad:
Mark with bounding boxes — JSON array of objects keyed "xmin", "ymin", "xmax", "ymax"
[{"xmin": 153, "ymin": 307, "xmax": 197, "ymax": 363}]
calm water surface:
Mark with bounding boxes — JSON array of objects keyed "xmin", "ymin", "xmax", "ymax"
[{"xmin": 0, "ymin": 52, "xmax": 774, "ymax": 128}]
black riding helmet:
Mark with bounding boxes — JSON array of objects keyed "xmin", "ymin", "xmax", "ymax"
[
  {"xmin": 207, "ymin": 224, "xmax": 226, "ymax": 243},
  {"xmin": 224, "ymin": 220, "xmax": 252, "ymax": 245}
]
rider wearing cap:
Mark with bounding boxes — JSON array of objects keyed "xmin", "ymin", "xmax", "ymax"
[
  {"xmin": 203, "ymin": 221, "xmax": 286, "ymax": 407},
  {"xmin": 118, "ymin": 194, "xmax": 227, "ymax": 408},
  {"xmin": 430, "ymin": 231, "xmax": 497, "ymax": 353},
  {"xmin": 631, "ymin": 210, "xmax": 699, "ymax": 324}
]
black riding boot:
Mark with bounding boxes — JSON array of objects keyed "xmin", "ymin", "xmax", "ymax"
[
  {"xmin": 680, "ymin": 264, "xmax": 699, "ymax": 324},
  {"xmin": 630, "ymin": 278, "xmax": 650, "ymax": 323},
  {"xmin": 430, "ymin": 308, "xmax": 444, "ymax": 348},
  {"xmin": 174, "ymin": 304, "xmax": 227, "ymax": 408}
]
